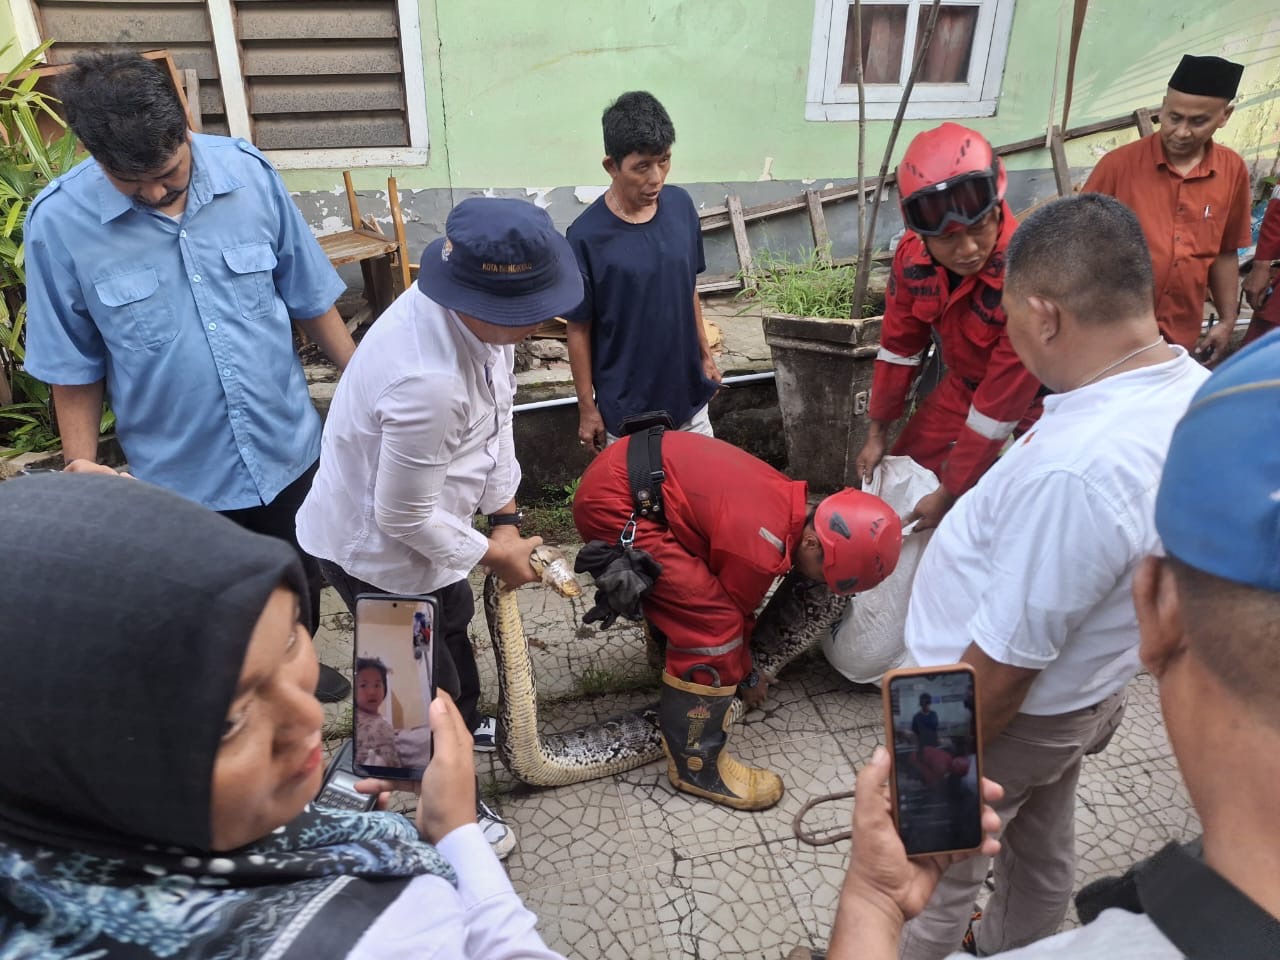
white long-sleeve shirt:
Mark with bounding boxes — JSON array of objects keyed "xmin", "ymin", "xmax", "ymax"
[
  {"xmin": 348, "ymin": 823, "xmax": 565, "ymax": 959},
  {"xmin": 298, "ymin": 288, "xmax": 521, "ymax": 594}
]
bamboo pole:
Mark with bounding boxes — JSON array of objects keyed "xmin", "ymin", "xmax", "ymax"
[
  {"xmin": 851, "ymin": 0, "xmax": 944, "ymax": 320},
  {"xmin": 850, "ymin": 0, "xmax": 867, "ymax": 319}
]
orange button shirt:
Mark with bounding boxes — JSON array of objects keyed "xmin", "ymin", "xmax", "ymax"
[{"xmin": 1083, "ymin": 133, "xmax": 1251, "ymax": 349}]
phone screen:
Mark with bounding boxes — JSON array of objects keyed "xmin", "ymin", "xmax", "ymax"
[
  {"xmin": 884, "ymin": 666, "xmax": 982, "ymax": 857},
  {"xmin": 352, "ymin": 594, "xmax": 436, "ymax": 780}
]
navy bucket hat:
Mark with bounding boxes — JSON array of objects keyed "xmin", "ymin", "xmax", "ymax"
[
  {"xmin": 1156, "ymin": 330, "xmax": 1280, "ymax": 592},
  {"xmin": 417, "ymin": 197, "xmax": 583, "ymax": 327}
]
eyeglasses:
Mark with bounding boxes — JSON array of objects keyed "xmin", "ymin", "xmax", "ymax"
[{"xmin": 901, "ymin": 170, "xmax": 1000, "ymax": 237}]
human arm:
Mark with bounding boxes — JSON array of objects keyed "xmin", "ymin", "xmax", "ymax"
[
  {"xmin": 1196, "ymin": 254, "xmax": 1240, "ymax": 365},
  {"xmin": 297, "ymin": 304, "xmax": 356, "ymax": 371},
  {"xmin": 857, "ymin": 247, "xmax": 934, "ymax": 484},
  {"xmin": 906, "ymin": 327, "xmax": 1043, "ymax": 531},
  {"xmin": 351, "ymin": 692, "xmax": 567, "ymax": 960},
  {"xmin": 567, "ymin": 319, "xmax": 606, "ymax": 451},
  {"xmin": 828, "ymin": 747, "xmax": 1003, "ymax": 960},
  {"xmin": 960, "ymin": 643, "xmax": 1040, "ymax": 745},
  {"xmin": 371, "ymin": 375, "xmax": 541, "ymax": 587},
  {"xmin": 51, "ymin": 381, "xmax": 123, "ymax": 475},
  {"xmin": 693, "ymin": 291, "xmax": 721, "ymax": 384},
  {"xmin": 1244, "ymin": 197, "xmax": 1280, "ymax": 309}
]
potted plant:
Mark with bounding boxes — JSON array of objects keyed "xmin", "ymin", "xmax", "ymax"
[
  {"xmin": 0, "ymin": 41, "xmax": 87, "ymax": 461},
  {"xmin": 740, "ymin": 247, "xmax": 887, "ymax": 493}
]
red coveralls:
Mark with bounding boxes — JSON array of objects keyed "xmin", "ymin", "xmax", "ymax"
[
  {"xmin": 870, "ymin": 201, "xmax": 1043, "ymax": 496},
  {"xmin": 1244, "ymin": 193, "xmax": 1280, "ymax": 346},
  {"xmin": 573, "ymin": 432, "xmax": 808, "ymax": 686}
]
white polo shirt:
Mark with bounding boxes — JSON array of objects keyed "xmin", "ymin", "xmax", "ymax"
[
  {"xmin": 905, "ymin": 348, "xmax": 1208, "ymax": 715},
  {"xmin": 298, "ymin": 288, "xmax": 520, "ymax": 595}
]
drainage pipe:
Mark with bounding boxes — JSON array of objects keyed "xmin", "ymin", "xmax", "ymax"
[{"xmin": 511, "ymin": 370, "xmax": 777, "ymax": 414}]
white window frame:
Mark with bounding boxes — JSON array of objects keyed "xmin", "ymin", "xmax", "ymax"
[
  {"xmin": 805, "ymin": 0, "xmax": 1016, "ymax": 122},
  {"xmin": 11, "ymin": 0, "xmax": 430, "ymax": 169}
]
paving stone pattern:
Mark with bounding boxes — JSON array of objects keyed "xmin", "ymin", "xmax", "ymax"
[{"xmin": 314, "ymin": 572, "xmax": 1197, "ymax": 959}]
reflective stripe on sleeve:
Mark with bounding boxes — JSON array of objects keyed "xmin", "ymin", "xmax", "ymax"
[
  {"xmin": 965, "ymin": 405, "xmax": 1019, "ymax": 441},
  {"xmin": 876, "ymin": 346, "xmax": 925, "ymax": 366}
]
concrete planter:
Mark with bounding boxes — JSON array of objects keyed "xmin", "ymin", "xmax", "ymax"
[{"xmin": 762, "ymin": 312, "xmax": 882, "ymax": 494}]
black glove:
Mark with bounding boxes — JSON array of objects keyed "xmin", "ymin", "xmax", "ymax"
[{"xmin": 575, "ymin": 540, "xmax": 662, "ymax": 628}]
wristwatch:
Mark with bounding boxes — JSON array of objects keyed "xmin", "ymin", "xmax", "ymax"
[
  {"xmin": 739, "ymin": 669, "xmax": 761, "ymax": 690},
  {"xmin": 488, "ymin": 510, "xmax": 524, "ymax": 531}
]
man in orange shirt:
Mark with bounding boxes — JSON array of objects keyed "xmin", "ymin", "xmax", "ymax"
[{"xmin": 1084, "ymin": 54, "xmax": 1252, "ymax": 364}]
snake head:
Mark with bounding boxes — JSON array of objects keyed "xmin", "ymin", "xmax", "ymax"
[{"xmin": 530, "ymin": 544, "xmax": 582, "ymax": 598}]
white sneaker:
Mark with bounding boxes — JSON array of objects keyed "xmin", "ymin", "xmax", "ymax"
[
  {"xmin": 472, "ymin": 715, "xmax": 498, "ymax": 753},
  {"xmin": 477, "ymin": 798, "xmax": 516, "ymax": 860}
]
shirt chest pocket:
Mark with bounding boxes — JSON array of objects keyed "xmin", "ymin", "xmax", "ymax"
[
  {"xmin": 93, "ymin": 268, "xmax": 177, "ymax": 351},
  {"xmin": 222, "ymin": 242, "xmax": 278, "ymax": 320}
]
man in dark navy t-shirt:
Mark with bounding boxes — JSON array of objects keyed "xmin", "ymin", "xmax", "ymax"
[{"xmin": 565, "ymin": 91, "xmax": 721, "ymax": 452}]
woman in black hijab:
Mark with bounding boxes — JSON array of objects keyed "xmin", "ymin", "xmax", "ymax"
[{"xmin": 0, "ymin": 474, "xmax": 563, "ymax": 959}]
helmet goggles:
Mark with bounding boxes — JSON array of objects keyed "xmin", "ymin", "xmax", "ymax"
[{"xmin": 901, "ymin": 169, "xmax": 1000, "ymax": 237}]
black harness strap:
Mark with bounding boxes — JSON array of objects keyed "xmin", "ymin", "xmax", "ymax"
[{"xmin": 626, "ymin": 425, "xmax": 667, "ymax": 523}]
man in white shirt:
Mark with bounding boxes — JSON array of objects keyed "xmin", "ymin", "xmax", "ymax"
[
  {"xmin": 298, "ymin": 198, "xmax": 583, "ymax": 858},
  {"xmin": 826, "ymin": 329, "xmax": 1280, "ymax": 960},
  {"xmin": 893, "ymin": 194, "xmax": 1209, "ymax": 959}
]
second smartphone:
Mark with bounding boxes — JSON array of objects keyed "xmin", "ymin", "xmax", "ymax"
[
  {"xmin": 352, "ymin": 593, "xmax": 439, "ymax": 781},
  {"xmin": 882, "ymin": 663, "xmax": 984, "ymax": 857}
]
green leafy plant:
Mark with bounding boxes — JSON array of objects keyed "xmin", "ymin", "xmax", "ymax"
[
  {"xmin": 736, "ymin": 245, "xmax": 882, "ymax": 319},
  {"xmin": 0, "ymin": 41, "xmax": 86, "ymax": 453}
]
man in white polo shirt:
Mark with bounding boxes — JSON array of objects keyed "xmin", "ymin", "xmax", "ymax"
[
  {"xmin": 297, "ymin": 198, "xmax": 583, "ymax": 859},
  {"xmin": 897, "ymin": 194, "xmax": 1209, "ymax": 959}
]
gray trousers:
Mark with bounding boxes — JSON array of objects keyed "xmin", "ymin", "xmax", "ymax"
[{"xmin": 899, "ymin": 690, "xmax": 1127, "ymax": 959}]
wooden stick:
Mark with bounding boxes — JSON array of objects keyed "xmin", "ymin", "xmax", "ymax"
[
  {"xmin": 727, "ymin": 194, "xmax": 755, "ymax": 289},
  {"xmin": 853, "ymin": 0, "xmax": 943, "ymax": 320},
  {"xmin": 850, "ymin": 0, "xmax": 869, "ymax": 318},
  {"xmin": 387, "ymin": 175, "xmax": 412, "ymax": 291}
]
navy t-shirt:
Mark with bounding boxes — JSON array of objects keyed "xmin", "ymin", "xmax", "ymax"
[{"xmin": 564, "ymin": 184, "xmax": 717, "ymax": 436}]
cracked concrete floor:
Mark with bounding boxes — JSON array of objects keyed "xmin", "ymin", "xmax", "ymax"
[{"xmin": 314, "ymin": 569, "xmax": 1198, "ymax": 960}]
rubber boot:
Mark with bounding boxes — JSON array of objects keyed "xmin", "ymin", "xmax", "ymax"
[{"xmin": 659, "ymin": 669, "xmax": 784, "ymax": 810}]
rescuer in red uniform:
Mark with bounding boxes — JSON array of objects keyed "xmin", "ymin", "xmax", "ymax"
[
  {"xmin": 855, "ymin": 123, "xmax": 1044, "ymax": 530},
  {"xmin": 574, "ymin": 430, "xmax": 901, "ymax": 810}
]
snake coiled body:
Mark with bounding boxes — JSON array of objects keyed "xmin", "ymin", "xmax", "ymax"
[{"xmin": 485, "ymin": 549, "xmax": 848, "ymax": 788}]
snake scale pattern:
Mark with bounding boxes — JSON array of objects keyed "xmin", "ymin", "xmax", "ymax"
[{"xmin": 484, "ymin": 547, "xmax": 850, "ymax": 788}]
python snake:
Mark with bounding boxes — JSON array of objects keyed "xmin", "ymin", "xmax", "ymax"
[{"xmin": 484, "ymin": 547, "xmax": 849, "ymax": 788}]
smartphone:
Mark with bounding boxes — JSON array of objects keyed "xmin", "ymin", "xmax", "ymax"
[
  {"xmin": 314, "ymin": 738, "xmax": 378, "ymax": 812},
  {"xmin": 882, "ymin": 664, "xmax": 983, "ymax": 857},
  {"xmin": 352, "ymin": 593, "xmax": 438, "ymax": 781}
]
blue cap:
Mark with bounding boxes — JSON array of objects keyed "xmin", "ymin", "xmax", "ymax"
[
  {"xmin": 417, "ymin": 197, "xmax": 583, "ymax": 327},
  {"xmin": 1156, "ymin": 331, "xmax": 1280, "ymax": 591}
]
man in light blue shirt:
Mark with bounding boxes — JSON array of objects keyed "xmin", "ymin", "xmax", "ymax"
[{"xmin": 23, "ymin": 51, "xmax": 356, "ymax": 700}]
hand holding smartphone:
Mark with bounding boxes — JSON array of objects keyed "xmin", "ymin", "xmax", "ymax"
[
  {"xmin": 882, "ymin": 664, "xmax": 984, "ymax": 857},
  {"xmin": 351, "ymin": 594, "xmax": 439, "ymax": 781}
]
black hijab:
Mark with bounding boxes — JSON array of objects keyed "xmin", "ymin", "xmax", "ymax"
[{"xmin": 0, "ymin": 476, "xmax": 453, "ymax": 959}]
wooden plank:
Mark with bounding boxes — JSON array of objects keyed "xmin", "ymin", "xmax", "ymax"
[
  {"xmin": 38, "ymin": 2, "xmax": 212, "ymax": 42},
  {"xmin": 240, "ymin": 41, "xmax": 402, "ymax": 77},
  {"xmin": 701, "ymin": 178, "xmax": 885, "ymax": 232},
  {"xmin": 695, "ymin": 274, "xmax": 743, "ymax": 294},
  {"xmin": 726, "ymin": 194, "xmax": 755, "ymax": 289},
  {"xmin": 317, "ymin": 230, "xmax": 399, "ymax": 266},
  {"xmin": 1135, "ymin": 106, "xmax": 1155, "ymax": 137},
  {"xmin": 182, "ymin": 67, "xmax": 202, "ymax": 131},
  {"xmin": 805, "ymin": 190, "xmax": 832, "ymax": 265},
  {"xmin": 1048, "ymin": 125, "xmax": 1072, "ymax": 196},
  {"xmin": 237, "ymin": 2, "xmax": 399, "ymax": 40},
  {"xmin": 247, "ymin": 76, "xmax": 405, "ymax": 114},
  {"xmin": 253, "ymin": 113, "xmax": 408, "ymax": 149}
]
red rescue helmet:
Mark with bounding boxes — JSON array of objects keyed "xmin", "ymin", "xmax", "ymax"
[
  {"xmin": 813, "ymin": 489, "xmax": 902, "ymax": 595},
  {"xmin": 897, "ymin": 123, "xmax": 1007, "ymax": 237}
]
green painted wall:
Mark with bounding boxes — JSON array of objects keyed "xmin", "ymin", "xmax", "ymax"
[
  {"xmin": 309, "ymin": 0, "xmax": 1278, "ymax": 194},
  {"xmin": 0, "ymin": 4, "xmax": 21, "ymax": 71}
]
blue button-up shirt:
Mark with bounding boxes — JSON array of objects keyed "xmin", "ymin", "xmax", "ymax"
[{"xmin": 24, "ymin": 134, "xmax": 344, "ymax": 510}]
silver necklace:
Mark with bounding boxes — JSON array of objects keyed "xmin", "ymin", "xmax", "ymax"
[
  {"xmin": 607, "ymin": 187, "xmax": 640, "ymax": 224},
  {"xmin": 1076, "ymin": 336, "xmax": 1165, "ymax": 389}
]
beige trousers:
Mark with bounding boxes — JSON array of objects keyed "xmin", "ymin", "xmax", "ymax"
[
  {"xmin": 605, "ymin": 404, "xmax": 714, "ymax": 445},
  {"xmin": 899, "ymin": 690, "xmax": 1127, "ymax": 960}
]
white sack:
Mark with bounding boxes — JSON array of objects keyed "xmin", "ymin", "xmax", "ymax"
[{"xmin": 821, "ymin": 456, "xmax": 938, "ymax": 684}]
